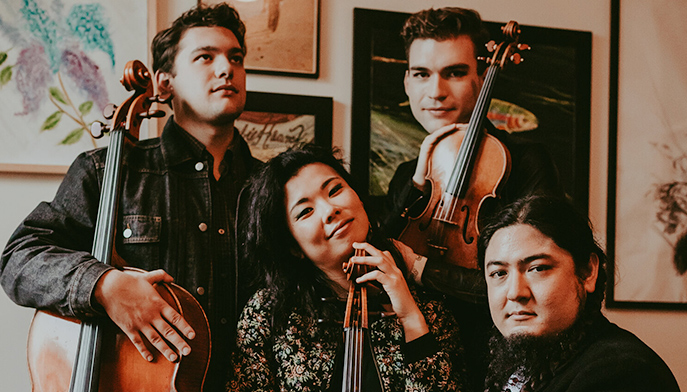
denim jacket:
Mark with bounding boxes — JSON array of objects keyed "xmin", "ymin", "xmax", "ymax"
[{"xmin": 1, "ymin": 117, "xmax": 259, "ymax": 326}]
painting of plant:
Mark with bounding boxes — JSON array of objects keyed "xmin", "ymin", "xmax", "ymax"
[{"xmin": 0, "ymin": 0, "xmax": 147, "ymax": 171}]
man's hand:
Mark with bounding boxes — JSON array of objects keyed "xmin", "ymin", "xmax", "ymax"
[
  {"xmin": 393, "ymin": 239, "xmax": 427, "ymax": 286},
  {"xmin": 94, "ymin": 269, "xmax": 196, "ymax": 362},
  {"xmin": 412, "ymin": 123, "xmax": 466, "ymax": 189}
]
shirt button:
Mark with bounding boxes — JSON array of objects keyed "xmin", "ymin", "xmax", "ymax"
[
  {"xmin": 196, "ymin": 287, "xmax": 205, "ymax": 296},
  {"xmin": 122, "ymin": 228, "xmax": 133, "ymax": 238},
  {"xmin": 198, "ymin": 222, "xmax": 208, "ymax": 232},
  {"xmin": 218, "ymin": 228, "xmax": 225, "ymax": 235},
  {"xmin": 220, "ymin": 318, "xmax": 228, "ymax": 325},
  {"xmin": 195, "ymin": 162, "xmax": 204, "ymax": 171}
]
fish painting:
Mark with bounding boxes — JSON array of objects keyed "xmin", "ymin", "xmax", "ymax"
[{"xmin": 487, "ymin": 98, "xmax": 539, "ymax": 133}]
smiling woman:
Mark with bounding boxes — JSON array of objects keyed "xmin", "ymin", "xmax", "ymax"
[{"xmin": 229, "ymin": 144, "xmax": 467, "ymax": 392}]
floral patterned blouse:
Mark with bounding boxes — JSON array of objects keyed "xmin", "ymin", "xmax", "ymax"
[{"xmin": 228, "ymin": 287, "xmax": 467, "ymax": 392}]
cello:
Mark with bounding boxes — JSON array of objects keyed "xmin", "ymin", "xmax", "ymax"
[
  {"xmin": 340, "ymin": 248, "xmax": 395, "ymax": 392},
  {"xmin": 26, "ymin": 60, "xmax": 211, "ymax": 392},
  {"xmin": 398, "ymin": 21, "xmax": 529, "ymax": 270},
  {"xmin": 341, "ymin": 248, "xmax": 369, "ymax": 392}
]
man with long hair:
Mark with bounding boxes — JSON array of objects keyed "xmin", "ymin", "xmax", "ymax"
[{"xmin": 480, "ymin": 195, "xmax": 679, "ymax": 391}]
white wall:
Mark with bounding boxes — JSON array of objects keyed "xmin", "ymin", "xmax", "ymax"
[{"xmin": 1, "ymin": 1, "xmax": 684, "ymax": 390}]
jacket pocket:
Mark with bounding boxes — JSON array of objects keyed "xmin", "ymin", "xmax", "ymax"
[{"xmin": 122, "ymin": 215, "xmax": 161, "ymax": 244}]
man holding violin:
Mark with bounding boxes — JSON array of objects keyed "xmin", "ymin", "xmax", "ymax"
[
  {"xmin": 1, "ymin": 3, "xmax": 259, "ymax": 391},
  {"xmin": 382, "ymin": 7, "xmax": 563, "ymax": 391}
]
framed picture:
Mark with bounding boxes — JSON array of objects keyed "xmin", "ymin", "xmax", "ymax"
[
  {"xmin": 0, "ymin": 0, "xmax": 148, "ymax": 174},
  {"xmin": 202, "ymin": 0, "xmax": 320, "ymax": 77},
  {"xmin": 350, "ymin": 8, "xmax": 591, "ymax": 214},
  {"xmin": 606, "ymin": 0, "xmax": 687, "ymax": 309},
  {"xmin": 237, "ymin": 91, "xmax": 332, "ymax": 162}
]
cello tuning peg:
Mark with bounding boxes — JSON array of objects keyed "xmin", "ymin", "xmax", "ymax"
[
  {"xmin": 485, "ymin": 40, "xmax": 497, "ymax": 52},
  {"xmin": 139, "ymin": 109, "xmax": 166, "ymax": 119},
  {"xmin": 517, "ymin": 43, "xmax": 531, "ymax": 51},
  {"xmin": 368, "ymin": 311, "xmax": 396, "ymax": 319},
  {"xmin": 317, "ymin": 318, "xmax": 343, "ymax": 325},
  {"xmin": 149, "ymin": 94, "xmax": 172, "ymax": 105},
  {"xmin": 102, "ymin": 103, "xmax": 117, "ymax": 120},
  {"xmin": 90, "ymin": 121, "xmax": 108, "ymax": 139}
]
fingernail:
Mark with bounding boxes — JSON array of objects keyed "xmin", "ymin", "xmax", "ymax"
[
  {"xmin": 182, "ymin": 347, "xmax": 191, "ymax": 356},
  {"xmin": 147, "ymin": 355, "xmax": 154, "ymax": 362},
  {"xmin": 169, "ymin": 353, "xmax": 178, "ymax": 362},
  {"xmin": 188, "ymin": 331, "xmax": 196, "ymax": 339}
]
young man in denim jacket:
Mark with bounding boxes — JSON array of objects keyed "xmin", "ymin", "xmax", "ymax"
[{"xmin": 1, "ymin": 3, "xmax": 259, "ymax": 390}]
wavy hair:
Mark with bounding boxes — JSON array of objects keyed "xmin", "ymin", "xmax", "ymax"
[
  {"xmin": 401, "ymin": 7, "xmax": 490, "ymax": 74},
  {"xmin": 152, "ymin": 3, "xmax": 246, "ymax": 74}
]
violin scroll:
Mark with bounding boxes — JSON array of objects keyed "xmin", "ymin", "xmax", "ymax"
[{"xmin": 479, "ymin": 20, "xmax": 530, "ymax": 70}]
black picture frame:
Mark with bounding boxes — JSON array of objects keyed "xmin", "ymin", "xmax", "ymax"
[
  {"xmin": 606, "ymin": 0, "xmax": 687, "ymax": 310},
  {"xmin": 350, "ymin": 8, "xmax": 591, "ymax": 214},
  {"xmin": 237, "ymin": 91, "xmax": 332, "ymax": 162}
]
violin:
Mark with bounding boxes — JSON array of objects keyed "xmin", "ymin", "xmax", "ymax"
[
  {"xmin": 398, "ymin": 21, "xmax": 529, "ymax": 270},
  {"xmin": 26, "ymin": 61, "xmax": 211, "ymax": 392}
]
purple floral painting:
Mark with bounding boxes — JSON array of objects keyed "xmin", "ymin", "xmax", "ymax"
[{"xmin": 0, "ymin": 0, "xmax": 147, "ymax": 172}]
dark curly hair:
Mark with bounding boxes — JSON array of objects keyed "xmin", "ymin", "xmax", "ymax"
[
  {"xmin": 401, "ymin": 7, "xmax": 490, "ymax": 74},
  {"xmin": 238, "ymin": 144, "xmax": 403, "ymax": 332},
  {"xmin": 477, "ymin": 194, "xmax": 607, "ymax": 314},
  {"xmin": 152, "ymin": 3, "xmax": 246, "ymax": 74}
]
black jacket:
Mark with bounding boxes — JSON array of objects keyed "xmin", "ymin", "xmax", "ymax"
[{"xmin": 536, "ymin": 316, "xmax": 679, "ymax": 392}]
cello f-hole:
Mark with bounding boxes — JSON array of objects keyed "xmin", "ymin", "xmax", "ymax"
[{"xmin": 461, "ymin": 205, "xmax": 474, "ymax": 244}]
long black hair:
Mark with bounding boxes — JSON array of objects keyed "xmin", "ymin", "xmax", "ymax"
[
  {"xmin": 238, "ymin": 144, "xmax": 403, "ymax": 331},
  {"xmin": 477, "ymin": 194, "xmax": 607, "ymax": 315},
  {"xmin": 479, "ymin": 195, "xmax": 608, "ymax": 392}
]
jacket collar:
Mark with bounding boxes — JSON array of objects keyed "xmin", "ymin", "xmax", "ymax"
[{"xmin": 160, "ymin": 116, "xmax": 257, "ymax": 170}]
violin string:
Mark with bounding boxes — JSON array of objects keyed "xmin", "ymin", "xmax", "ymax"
[{"xmin": 434, "ymin": 63, "xmax": 500, "ymax": 247}]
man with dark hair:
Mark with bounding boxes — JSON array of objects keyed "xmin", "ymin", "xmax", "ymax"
[
  {"xmin": 1, "ymin": 3, "xmax": 259, "ymax": 390},
  {"xmin": 480, "ymin": 195, "xmax": 680, "ymax": 391},
  {"xmin": 387, "ymin": 7, "xmax": 562, "ymax": 284},
  {"xmin": 384, "ymin": 7, "xmax": 563, "ymax": 390}
]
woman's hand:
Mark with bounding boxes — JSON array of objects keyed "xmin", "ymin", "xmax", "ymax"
[{"xmin": 346, "ymin": 242, "xmax": 429, "ymax": 342}]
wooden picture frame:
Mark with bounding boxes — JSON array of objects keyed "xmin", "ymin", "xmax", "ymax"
[
  {"xmin": 606, "ymin": 0, "xmax": 687, "ymax": 309},
  {"xmin": 201, "ymin": 0, "xmax": 320, "ymax": 77},
  {"xmin": 350, "ymin": 8, "xmax": 592, "ymax": 213},
  {"xmin": 237, "ymin": 91, "xmax": 332, "ymax": 162}
]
